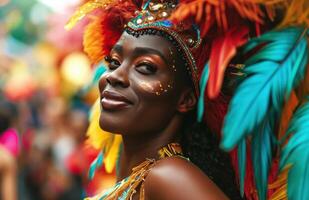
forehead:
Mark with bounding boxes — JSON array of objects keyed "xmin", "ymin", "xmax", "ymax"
[{"xmin": 113, "ymin": 31, "xmax": 176, "ymax": 57}]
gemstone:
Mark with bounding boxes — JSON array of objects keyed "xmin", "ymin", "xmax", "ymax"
[
  {"xmin": 161, "ymin": 11, "xmax": 168, "ymax": 17},
  {"xmin": 149, "ymin": 3, "xmax": 163, "ymax": 11},
  {"xmin": 136, "ymin": 18, "xmax": 143, "ymax": 24},
  {"xmin": 147, "ymin": 15, "xmax": 155, "ymax": 21}
]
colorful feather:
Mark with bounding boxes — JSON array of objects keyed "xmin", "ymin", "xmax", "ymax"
[
  {"xmin": 251, "ymin": 118, "xmax": 275, "ymax": 200},
  {"xmin": 83, "ymin": 2, "xmax": 136, "ymax": 64},
  {"xmin": 238, "ymin": 139, "xmax": 247, "ymax": 197},
  {"xmin": 65, "ymin": 0, "xmax": 114, "ymax": 30},
  {"xmin": 221, "ymin": 27, "xmax": 308, "ymax": 200},
  {"xmin": 279, "ymin": 98, "xmax": 309, "ymax": 200},
  {"xmin": 83, "ymin": 15, "xmax": 107, "ymax": 64},
  {"xmin": 197, "ymin": 63, "xmax": 209, "ymax": 122},
  {"xmin": 72, "ymin": 1, "xmax": 138, "ymax": 64},
  {"xmin": 269, "ymin": 165, "xmax": 290, "ymax": 200},
  {"xmin": 104, "ymin": 135, "xmax": 122, "ymax": 173},
  {"xmin": 279, "ymin": 0, "xmax": 309, "ymax": 28},
  {"xmin": 82, "ymin": 62, "xmax": 107, "ymax": 93},
  {"xmin": 278, "ymin": 91, "xmax": 299, "ymax": 140},
  {"xmin": 86, "ymin": 98, "xmax": 122, "ymax": 174},
  {"xmin": 221, "ymin": 27, "xmax": 309, "ymax": 150},
  {"xmin": 86, "ymin": 98, "xmax": 112, "ymax": 149},
  {"xmin": 207, "ymin": 27, "xmax": 248, "ymax": 99},
  {"xmin": 169, "ymin": 0, "xmax": 284, "ymax": 36},
  {"xmin": 89, "ymin": 150, "xmax": 104, "ymax": 179}
]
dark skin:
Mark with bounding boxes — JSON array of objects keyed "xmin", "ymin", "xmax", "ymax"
[{"xmin": 98, "ymin": 32, "xmax": 228, "ymax": 200}]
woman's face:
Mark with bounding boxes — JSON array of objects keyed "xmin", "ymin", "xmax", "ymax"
[{"xmin": 98, "ymin": 31, "xmax": 193, "ymax": 136}]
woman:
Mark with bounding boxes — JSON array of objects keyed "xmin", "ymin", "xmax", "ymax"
[
  {"xmin": 67, "ymin": 0, "xmax": 309, "ymax": 199},
  {"xmin": 97, "ymin": 31, "xmax": 239, "ymax": 199},
  {"xmin": 0, "ymin": 101, "xmax": 18, "ymax": 200}
]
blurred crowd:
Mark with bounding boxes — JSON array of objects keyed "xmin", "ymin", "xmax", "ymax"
[
  {"xmin": 0, "ymin": 0, "xmax": 114, "ymax": 199},
  {"xmin": 0, "ymin": 93, "xmax": 89, "ymax": 200}
]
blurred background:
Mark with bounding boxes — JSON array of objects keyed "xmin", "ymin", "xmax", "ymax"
[{"xmin": 0, "ymin": 0, "xmax": 114, "ymax": 199}]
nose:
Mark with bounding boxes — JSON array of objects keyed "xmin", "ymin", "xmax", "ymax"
[{"xmin": 104, "ymin": 64, "xmax": 130, "ymax": 88}]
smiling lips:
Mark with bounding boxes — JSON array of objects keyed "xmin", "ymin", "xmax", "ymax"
[{"xmin": 101, "ymin": 90, "xmax": 133, "ymax": 111}]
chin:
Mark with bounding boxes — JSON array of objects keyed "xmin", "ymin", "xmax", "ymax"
[{"xmin": 99, "ymin": 111, "xmax": 127, "ymax": 134}]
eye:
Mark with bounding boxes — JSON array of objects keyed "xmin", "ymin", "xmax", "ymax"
[
  {"xmin": 105, "ymin": 56, "xmax": 121, "ymax": 70},
  {"xmin": 135, "ymin": 62, "xmax": 157, "ymax": 75}
]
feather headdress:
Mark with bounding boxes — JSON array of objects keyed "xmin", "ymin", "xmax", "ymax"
[{"xmin": 67, "ymin": 0, "xmax": 309, "ymax": 199}]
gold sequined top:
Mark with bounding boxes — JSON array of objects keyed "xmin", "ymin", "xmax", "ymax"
[{"xmin": 86, "ymin": 143, "xmax": 185, "ymax": 200}]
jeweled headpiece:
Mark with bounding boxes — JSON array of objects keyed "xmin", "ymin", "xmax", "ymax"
[{"xmin": 126, "ymin": 0, "xmax": 202, "ymax": 95}]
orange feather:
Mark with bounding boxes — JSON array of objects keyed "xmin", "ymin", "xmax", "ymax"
[
  {"xmin": 278, "ymin": 91, "xmax": 299, "ymax": 141},
  {"xmin": 169, "ymin": 0, "xmax": 283, "ymax": 37}
]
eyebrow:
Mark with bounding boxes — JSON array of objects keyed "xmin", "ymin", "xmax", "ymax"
[
  {"xmin": 134, "ymin": 47, "xmax": 169, "ymax": 64},
  {"xmin": 111, "ymin": 44, "xmax": 123, "ymax": 54},
  {"xmin": 111, "ymin": 45, "xmax": 169, "ymax": 64}
]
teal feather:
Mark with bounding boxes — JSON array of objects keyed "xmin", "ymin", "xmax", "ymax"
[
  {"xmin": 81, "ymin": 62, "xmax": 106, "ymax": 94},
  {"xmin": 238, "ymin": 139, "xmax": 246, "ymax": 197},
  {"xmin": 91, "ymin": 63, "xmax": 106, "ymax": 85},
  {"xmin": 251, "ymin": 119, "xmax": 275, "ymax": 200},
  {"xmin": 89, "ymin": 150, "xmax": 104, "ymax": 180},
  {"xmin": 221, "ymin": 27, "xmax": 308, "ymax": 150},
  {"xmin": 280, "ymin": 99, "xmax": 309, "ymax": 200},
  {"xmin": 197, "ymin": 63, "xmax": 209, "ymax": 122},
  {"xmin": 142, "ymin": 0, "xmax": 151, "ymax": 9},
  {"xmin": 221, "ymin": 26, "xmax": 308, "ymax": 200}
]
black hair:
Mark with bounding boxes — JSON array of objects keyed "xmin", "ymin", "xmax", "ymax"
[{"xmin": 180, "ymin": 112, "xmax": 244, "ymax": 200}]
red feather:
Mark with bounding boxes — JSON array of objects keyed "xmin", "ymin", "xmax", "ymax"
[{"xmin": 207, "ymin": 26, "xmax": 248, "ymax": 99}]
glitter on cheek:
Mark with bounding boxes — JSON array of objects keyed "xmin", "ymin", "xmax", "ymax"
[
  {"xmin": 155, "ymin": 81, "xmax": 174, "ymax": 96},
  {"xmin": 138, "ymin": 81, "xmax": 157, "ymax": 94},
  {"xmin": 137, "ymin": 80, "xmax": 174, "ymax": 96}
]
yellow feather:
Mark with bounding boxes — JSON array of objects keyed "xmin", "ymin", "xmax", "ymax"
[
  {"xmin": 65, "ymin": 0, "xmax": 114, "ymax": 30},
  {"xmin": 86, "ymin": 98, "xmax": 114, "ymax": 150},
  {"xmin": 86, "ymin": 98, "xmax": 122, "ymax": 173},
  {"xmin": 104, "ymin": 135, "xmax": 122, "ymax": 173},
  {"xmin": 269, "ymin": 165, "xmax": 290, "ymax": 200}
]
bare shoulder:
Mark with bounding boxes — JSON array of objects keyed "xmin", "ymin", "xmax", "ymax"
[
  {"xmin": 144, "ymin": 156, "xmax": 228, "ymax": 200},
  {"xmin": 0, "ymin": 146, "xmax": 16, "ymax": 171}
]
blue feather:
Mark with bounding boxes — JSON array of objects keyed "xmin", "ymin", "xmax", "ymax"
[
  {"xmin": 197, "ymin": 63, "xmax": 209, "ymax": 122},
  {"xmin": 89, "ymin": 150, "xmax": 104, "ymax": 180},
  {"xmin": 221, "ymin": 27, "xmax": 308, "ymax": 150},
  {"xmin": 280, "ymin": 99, "xmax": 309, "ymax": 200}
]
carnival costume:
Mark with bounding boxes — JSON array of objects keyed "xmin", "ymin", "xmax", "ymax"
[{"xmin": 67, "ymin": 0, "xmax": 309, "ymax": 199}]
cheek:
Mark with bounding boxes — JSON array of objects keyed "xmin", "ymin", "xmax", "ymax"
[
  {"xmin": 98, "ymin": 72, "xmax": 108, "ymax": 92},
  {"xmin": 134, "ymin": 77, "xmax": 175, "ymax": 98}
]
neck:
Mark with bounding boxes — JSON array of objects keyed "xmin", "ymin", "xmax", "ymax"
[{"xmin": 117, "ymin": 115, "xmax": 183, "ymax": 181}]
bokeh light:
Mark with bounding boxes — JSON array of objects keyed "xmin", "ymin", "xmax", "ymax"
[
  {"xmin": 0, "ymin": 0, "xmax": 109, "ymax": 199},
  {"xmin": 61, "ymin": 52, "xmax": 92, "ymax": 87}
]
